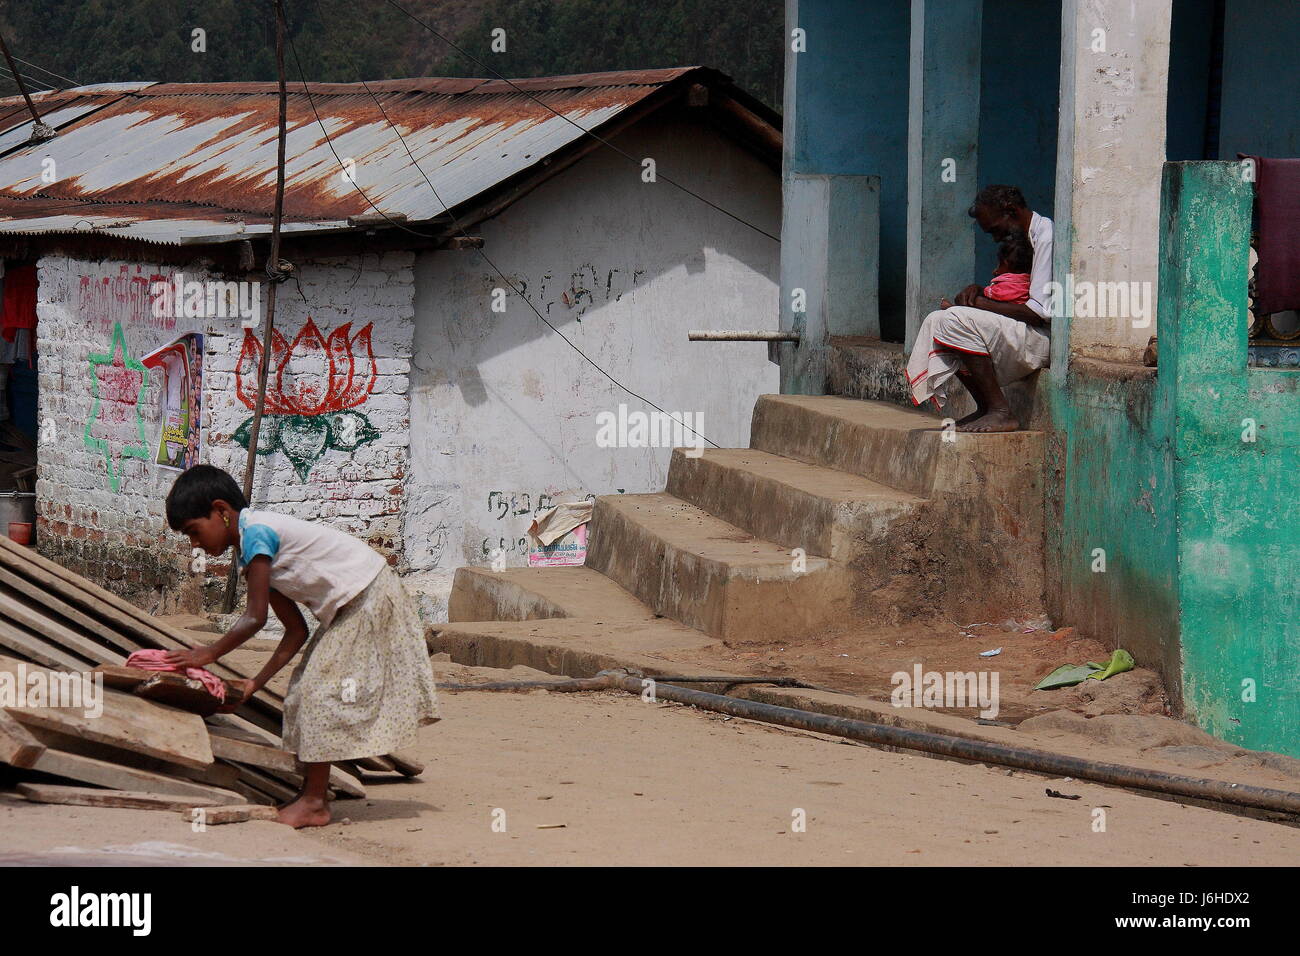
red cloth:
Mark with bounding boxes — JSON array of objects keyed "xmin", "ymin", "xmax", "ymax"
[
  {"xmin": 983, "ymin": 271, "xmax": 1031, "ymax": 304},
  {"xmin": 1, "ymin": 263, "xmax": 37, "ymax": 342},
  {"xmin": 1245, "ymin": 155, "xmax": 1300, "ymax": 316},
  {"xmin": 124, "ymin": 649, "xmax": 227, "ymax": 702}
]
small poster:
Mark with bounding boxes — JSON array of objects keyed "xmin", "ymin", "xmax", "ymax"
[
  {"xmin": 141, "ymin": 332, "xmax": 204, "ymax": 471},
  {"xmin": 529, "ymin": 522, "xmax": 588, "ymax": 567}
]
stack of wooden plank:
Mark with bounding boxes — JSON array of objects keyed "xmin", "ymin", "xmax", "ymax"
[{"xmin": 0, "ymin": 534, "xmax": 423, "ymax": 819}]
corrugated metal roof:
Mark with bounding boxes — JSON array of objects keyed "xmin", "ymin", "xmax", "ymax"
[{"xmin": 0, "ymin": 67, "xmax": 738, "ymax": 246}]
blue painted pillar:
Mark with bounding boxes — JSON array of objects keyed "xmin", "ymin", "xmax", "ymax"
[
  {"xmin": 779, "ymin": 0, "xmax": 904, "ymax": 395},
  {"xmin": 904, "ymin": 0, "xmax": 983, "ymax": 351}
]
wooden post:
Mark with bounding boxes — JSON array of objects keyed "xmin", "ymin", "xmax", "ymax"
[
  {"xmin": 223, "ymin": 0, "xmax": 289, "ymax": 613},
  {"xmin": 0, "ymin": 29, "xmax": 52, "ymax": 141}
]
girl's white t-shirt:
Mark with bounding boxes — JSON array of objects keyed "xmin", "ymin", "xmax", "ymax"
[{"xmin": 237, "ymin": 509, "xmax": 385, "ymax": 628}]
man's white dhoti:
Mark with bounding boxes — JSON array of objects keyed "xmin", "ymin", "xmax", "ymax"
[{"xmin": 906, "ymin": 306, "xmax": 1050, "ymax": 410}]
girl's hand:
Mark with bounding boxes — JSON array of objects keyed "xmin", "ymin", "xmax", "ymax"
[
  {"xmin": 163, "ymin": 647, "xmax": 216, "ymax": 669},
  {"xmin": 215, "ymin": 678, "xmax": 258, "ymax": 713}
]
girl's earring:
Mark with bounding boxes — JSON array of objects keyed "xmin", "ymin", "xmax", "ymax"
[{"xmin": 223, "ymin": 516, "xmax": 229, "ymax": 527}]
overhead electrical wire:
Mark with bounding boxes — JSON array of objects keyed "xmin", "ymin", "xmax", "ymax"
[
  {"xmin": 376, "ymin": 0, "xmax": 781, "ymax": 244},
  {"xmin": 285, "ymin": 0, "xmax": 721, "ymax": 448},
  {"xmin": 12, "ymin": 55, "xmax": 79, "ymax": 89}
]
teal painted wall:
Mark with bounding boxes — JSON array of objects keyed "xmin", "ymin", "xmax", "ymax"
[
  {"xmin": 1043, "ymin": 362, "xmax": 1181, "ymax": 702},
  {"xmin": 1159, "ymin": 162, "xmax": 1299, "ymax": 755},
  {"xmin": 1047, "ymin": 161, "xmax": 1298, "ymax": 756},
  {"xmin": 975, "ymin": 0, "xmax": 1061, "ymax": 281},
  {"xmin": 787, "ymin": 0, "xmax": 909, "ymax": 339}
]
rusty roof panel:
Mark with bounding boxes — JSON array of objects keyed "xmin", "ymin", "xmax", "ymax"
[{"xmin": 0, "ymin": 67, "xmax": 747, "ymax": 245}]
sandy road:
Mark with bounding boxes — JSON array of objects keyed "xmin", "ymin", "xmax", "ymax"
[{"xmin": 2, "ymin": 662, "xmax": 1295, "ymax": 866}]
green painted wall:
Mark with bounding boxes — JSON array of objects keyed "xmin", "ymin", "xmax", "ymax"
[
  {"xmin": 1047, "ymin": 161, "xmax": 1298, "ymax": 757},
  {"xmin": 1160, "ymin": 162, "xmax": 1299, "ymax": 755},
  {"xmin": 1042, "ymin": 363, "xmax": 1180, "ymax": 703}
]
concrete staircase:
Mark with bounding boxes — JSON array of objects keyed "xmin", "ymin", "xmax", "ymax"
[{"xmin": 447, "ymin": 393, "xmax": 1046, "ymax": 652}]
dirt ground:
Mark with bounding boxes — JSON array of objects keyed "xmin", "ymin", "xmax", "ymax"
[
  {"xmin": 669, "ymin": 616, "xmax": 1160, "ymax": 725},
  {"xmin": 2, "ymin": 660, "xmax": 1296, "ymax": 867}
]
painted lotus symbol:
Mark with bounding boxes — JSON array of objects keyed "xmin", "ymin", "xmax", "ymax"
[{"xmin": 233, "ymin": 318, "xmax": 380, "ymax": 479}]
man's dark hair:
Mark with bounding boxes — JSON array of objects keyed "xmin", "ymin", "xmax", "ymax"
[
  {"xmin": 997, "ymin": 229, "xmax": 1034, "ymax": 273},
  {"xmin": 969, "ymin": 184, "xmax": 1027, "ymax": 217},
  {"xmin": 165, "ymin": 464, "xmax": 247, "ymax": 530}
]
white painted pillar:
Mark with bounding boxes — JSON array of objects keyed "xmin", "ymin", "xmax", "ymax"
[{"xmin": 1052, "ymin": 0, "xmax": 1174, "ymax": 366}]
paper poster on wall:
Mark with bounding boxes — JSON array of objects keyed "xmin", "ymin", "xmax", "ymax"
[{"xmin": 141, "ymin": 332, "xmax": 204, "ymax": 471}]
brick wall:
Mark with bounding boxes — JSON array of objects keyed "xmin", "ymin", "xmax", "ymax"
[{"xmin": 33, "ymin": 252, "xmax": 415, "ymax": 613}]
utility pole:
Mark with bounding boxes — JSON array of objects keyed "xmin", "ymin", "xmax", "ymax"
[
  {"xmin": 223, "ymin": 0, "xmax": 290, "ymax": 612},
  {"xmin": 0, "ymin": 28, "xmax": 54, "ymax": 141}
]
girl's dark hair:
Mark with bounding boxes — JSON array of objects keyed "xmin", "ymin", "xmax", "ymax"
[
  {"xmin": 165, "ymin": 464, "xmax": 247, "ymax": 530},
  {"xmin": 997, "ymin": 229, "xmax": 1034, "ymax": 273}
]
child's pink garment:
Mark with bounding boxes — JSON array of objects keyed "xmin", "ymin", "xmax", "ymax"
[
  {"xmin": 984, "ymin": 272, "xmax": 1031, "ymax": 303},
  {"xmin": 124, "ymin": 649, "xmax": 227, "ymax": 702}
]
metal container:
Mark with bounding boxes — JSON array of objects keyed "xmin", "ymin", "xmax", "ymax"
[{"xmin": 0, "ymin": 491, "xmax": 36, "ymax": 531}]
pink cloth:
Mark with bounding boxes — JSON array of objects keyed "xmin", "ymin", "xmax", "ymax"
[
  {"xmin": 983, "ymin": 272, "xmax": 1031, "ymax": 304},
  {"xmin": 125, "ymin": 649, "xmax": 227, "ymax": 702}
]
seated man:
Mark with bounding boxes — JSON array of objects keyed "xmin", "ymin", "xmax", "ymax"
[{"xmin": 906, "ymin": 185, "xmax": 1053, "ymax": 432}]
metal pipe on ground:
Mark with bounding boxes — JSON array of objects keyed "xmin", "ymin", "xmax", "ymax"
[
  {"xmin": 597, "ymin": 674, "xmax": 1300, "ymax": 816},
  {"xmin": 432, "ymin": 668, "xmax": 1300, "ymax": 814},
  {"xmin": 438, "ymin": 675, "xmax": 812, "ymax": 693}
]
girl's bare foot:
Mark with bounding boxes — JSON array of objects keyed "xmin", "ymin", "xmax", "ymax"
[
  {"xmin": 957, "ymin": 409, "xmax": 1019, "ymax": 433},
  {"xmin": 277, "ymin": 796, "xmax": 331, "ymax": 828}
]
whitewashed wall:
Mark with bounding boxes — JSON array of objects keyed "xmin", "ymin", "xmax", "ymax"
[
  {"xmin": 405, "ymin": 117, "xmax": 781, "ymax": 614},
  {"xmin": 34, "ymin": 252, "xmax": 415, "ymax": 609}
]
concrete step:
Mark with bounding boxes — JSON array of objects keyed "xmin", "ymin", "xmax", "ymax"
[
  {"xmin": 434, "ymin": 617, "xmax": 722, "ymax": 678},
  {"xmin": 584, "ymin": 492, "xmax": 852, "ymax": 643},
  {"xmin": 827, "ymin": 335, "xmax": 1043, "ymax": 428},
  {"xmin": 448, "ymin": 565, "xmax": 657, "ymax": 623},
  {"xmin": 749, "ymin": 393, "xmax": 1043, "ymax": 499},
  {"xmin": 748, "ymin": 394, "xmax": 1046, "ymax": 618},
  {"xmin": 664, "ymin": 447, "xmax": 923, "ymax": 560}
]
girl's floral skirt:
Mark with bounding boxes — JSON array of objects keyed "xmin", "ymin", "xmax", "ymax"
[{"xmin": 282, "ymin": 565, "xmax": 440, "ymax": 763}]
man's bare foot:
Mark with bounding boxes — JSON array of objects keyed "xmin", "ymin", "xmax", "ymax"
[
  {"xmin": 957, "ymin": 409, "xmax": 1019, "ymax": 433},
  {"xmin": 277, "ymin": 797, "xmax": 331, "ymax": 829},
  {"xmin": 954, "ymin": 407, "xmax": 985, "ymax": 426}
]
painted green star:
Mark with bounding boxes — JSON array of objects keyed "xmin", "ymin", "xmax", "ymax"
[{"xmin": 84, "ymin": 321, "xmax": 151, "ymax": 492}]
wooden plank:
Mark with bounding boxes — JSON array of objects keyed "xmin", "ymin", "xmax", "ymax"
[
  {"xmin": 208, "ymin": 729, "xmax": 299, "ymax": 775},
  {"xmin": 227, "ymin": 779, "xmax": 277, "ymax": 806},
  {"xmin": 0, "ymin": 587, "xmax": 124, "ymax": 666},
  {"xmin": 232, "ymin": 764, "xmax": 299, "ymax": 804},
  {"xmin": 0, "ymin": 566, "xmax": 141, "ymax": 657},
  {"xmin": 182, "ymin": 803, "xmax": 279, "ymax": 825},
  {"xmin": 21, "ymin": 724, "xmax": 241, "ymax": 789},
  {"xmin": 18, "ymin": 783, "xmax": 226, "ymax": 812},
  {"xmin": 156, "ymin": 613, "xmax": 220, "ymax": 633},
  {"xmin": 0, "ymin": 619, "xmax": 87, "ymax": 670},
  {"xmin": 387, "ymin": 751, "xmax": 425, "ymax": 777},
  {"xmin": 93, "ymin": 665, "xmax": 244, "ymax": 717},
  {"xmin": 206, "ymin": 716, "xmax": 365, "ymax": 798},
  {"xmin": 0, "ymin": 707, "xmax": 44, "ymax": 768},
  {"xmin": 29, "ymin": 748, "xmax": 245, "ymax": 804},
  {"xmin": 0, "ymin": 535, "xmax": 196, "ymax": 653},
  {"xmin": 354, "ymin": 755, "xmax": 398, "ymax": 773},
  {"xmin": 0, "ymin": 538, "xmax": 286, "ymax": 725},
  {"xmin": 0, "ymin": 655, "xmax": 213, "ymax": 771}
]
